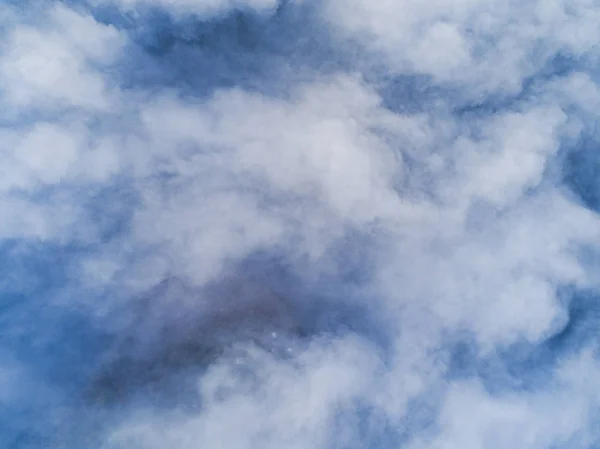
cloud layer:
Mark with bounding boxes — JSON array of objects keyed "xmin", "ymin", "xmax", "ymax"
[{"xmin": 1, "ymin": 1, "xmax": 600, "ymax": 448}]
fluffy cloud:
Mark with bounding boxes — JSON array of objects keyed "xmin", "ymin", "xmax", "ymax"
[
  {"xmin": 323, "ymin": 0, "xmax": 600, "ymax": 96},
  {"xmin": 1, "ymin": 1, "xmax": 600, "ymax": 448},
  {"xmin": 0, "ymin": 5, "xmax": 124, "ymax": 112}
]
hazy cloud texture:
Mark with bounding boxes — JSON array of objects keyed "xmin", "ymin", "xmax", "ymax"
[{"xmin": 1, "ymin": 1, "xmax": 600, "ymax": 448}]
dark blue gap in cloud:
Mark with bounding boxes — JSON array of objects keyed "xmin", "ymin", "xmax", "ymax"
[
  {"xmin": 71, "ymin": 236, "xmax": 389, "ymax": 408},
  {"xmin": 73, "ymin": 0, "xmax": 350, "ymax": 100},
  {"xmin": 0, "ymin": 181, "xmax": 141, "ymax": 446},
  {"xmin": 0, "ymin": 237, "xmax": 118, "ymax": 383},
  {"xmin": 0, "ymin": 248, "xmax": 115, "ymax": 448},
  {"xmin": 563, "ymin": 135, "xmax": 600, "ymax": 213}
]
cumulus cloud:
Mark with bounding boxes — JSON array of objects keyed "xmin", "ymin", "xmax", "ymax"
[
  {"xmin": 1, "ymin": 0, "xmax": 600, "ymax": 448},
  {"xmin": 324, "ymin": 0, "xmax": 600, "ymax": 96},
  {"xmin": 0, "ymin": 5, "xmax": 124, "ymax": 112}
]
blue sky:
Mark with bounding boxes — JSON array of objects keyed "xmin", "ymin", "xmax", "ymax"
[{"xmin": 1, "ymin": 0, "xmax": 600, "ymax": 447}]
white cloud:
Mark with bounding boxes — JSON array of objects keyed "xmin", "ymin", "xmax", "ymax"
[
  {"xmin": 323, "ymin": 0, "xmax": 600, "ymax": 95},
  {"xmin": 125, "ymin": 75, "xmax": 429, "ymax": 286},
  {"xmin": 2, "ymin": 1, "xmax": 600, "ymax": 448},
  {"xmin": 451, "ymin": 106, "xmax": 567, "ymax": 208},
  {"xmin": 0, "ymin": 5, "xmax": 124, "ymax": 112}
]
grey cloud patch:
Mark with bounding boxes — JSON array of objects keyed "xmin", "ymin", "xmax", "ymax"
[{"xmin": 1, "ymin": 0, "xmax": 600, "ymax": 448}]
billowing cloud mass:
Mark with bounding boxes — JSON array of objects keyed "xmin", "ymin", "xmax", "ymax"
[{"xmin": 1, "ymin": 0, "xmax": 600, "ymax": 448}]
